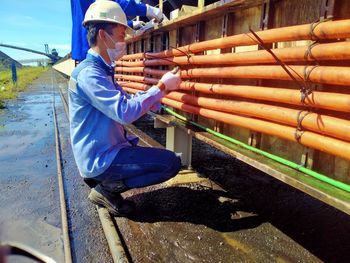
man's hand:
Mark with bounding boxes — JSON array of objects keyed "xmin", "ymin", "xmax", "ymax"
[
  {"xmin": 157, "ymin": 67, "xmax": 181, "ymax": 92},
  {"xmin": 146, "ymin": 4, "xmax": 164, "ymax": 23},
  {"xmin": 132, "ymin": 20, "xmax": 146, "ymax": 30}
]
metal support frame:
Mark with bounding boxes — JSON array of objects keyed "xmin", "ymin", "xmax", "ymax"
[
  {"xmin": 248, "ymin": 131, "xmax": 262, "ymax": 148},
  {"xmin": 260, "ymin": 0, "xmax": 271, "ymax": 30},
  {"xmin": 221, "ymin": 13, "xmax": 229, "ymax": 38},
  {"xmin": 320, "ymin": 0, "xmax": 335, "ymax": 20},
  {"xmin": 300, "ymin": 148, "xmax": 316, "ymax": 169},
  {"xmin": 166, "ymin": 126, "xmax": 193, "ymax": 168},
  {"xmin": 154, "ymin": 117, "xmax": 193, "ymax": 168}
]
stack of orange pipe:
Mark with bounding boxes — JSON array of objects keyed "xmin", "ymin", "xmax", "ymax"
[
  {"xmin": 115, "ymin": 18, "xmax": 350, "ymax": 161},
  {"xmin": 115, "ymin": 76, "xmax": 350, "ymax": 113},
  {"xmin": 117, "ymin": 41, "xmax": 350, "ymax": 67},
  {"xmin": 122, "ymin": 19, "xmax": 350, "ymax": 60},
  {"xmin": 121, "ymin": 86, "xmax": 350, "ymax": 161},
  {"xmin": 117, "ymin": 65, "xmax": 350, "ymax": 86},
  {"xmin": 118, "ymin": 83, "xmax": 350, "ymax": 141}
]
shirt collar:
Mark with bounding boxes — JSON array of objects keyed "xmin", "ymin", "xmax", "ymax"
[
  {"xmin": 87, "ymin": 49, "xmax": 115, "ymax": 80},
  {"xmin": 88, "ymin": 49, "xmax": 113, "ymax": 68}
]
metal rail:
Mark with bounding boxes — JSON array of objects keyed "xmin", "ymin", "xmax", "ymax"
[{"xmin": 52, "ymin": 71, "xmax": 73, "ymax": 263}]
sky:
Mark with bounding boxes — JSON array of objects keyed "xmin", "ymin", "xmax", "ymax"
[{"xmin": 0, "ymin": 0, "xmax": 72, "ymax": 64}]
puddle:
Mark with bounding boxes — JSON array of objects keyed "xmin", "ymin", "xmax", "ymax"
[{"xmin": 0, "ymin": 70, "xmax": 64, "ymax": 262}]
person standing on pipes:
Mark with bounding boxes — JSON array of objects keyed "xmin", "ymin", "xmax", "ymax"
[
  {"xmin": 71, "ymin": 0, "xmax": 165, "ymax": 63},
  {"xmin": 69, "ymin": 0, "xmax": 182, "ymax": 216}
]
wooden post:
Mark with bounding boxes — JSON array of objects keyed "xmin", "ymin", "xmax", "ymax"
[
  {"xmin": 159, "ymin": 0, "xmax": 163, "ymax": 12},
  {"xmin": 198, "ymin": 0, "xmax": 205, "ymax": 8}
]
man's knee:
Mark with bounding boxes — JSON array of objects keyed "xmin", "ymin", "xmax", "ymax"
[{"xmin": 164, "ymin": 154, "xmax": 181, "ymax": 180}]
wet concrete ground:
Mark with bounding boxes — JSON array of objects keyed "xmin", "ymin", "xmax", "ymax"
[
  {"xmin": 0, "ymin": 70, "xmax": 112, "ymax": 262},
  {"xmin": 0, "ymin": 71, "xmax": 63, "ymax": 262},
  {"xmin": 1, "ymin": 69, "xmax": 350, "ymax": 262}
]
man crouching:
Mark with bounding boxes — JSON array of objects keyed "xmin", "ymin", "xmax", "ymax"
[{"xmin": 69, "ymin": 0, "xmax": 181, "ymax": 216}]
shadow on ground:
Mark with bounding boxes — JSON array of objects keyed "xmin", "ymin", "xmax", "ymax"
[
  {"xmin": 193, "ymin": 151, "xmax": 350, "ymax": 263},
  {"xmin": 127, "ymin": 186, "xmax": 263, "ymax": 232}
]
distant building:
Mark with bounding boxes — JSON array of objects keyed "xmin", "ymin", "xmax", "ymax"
[{"xmin": 0, "ymin": 50, "xmax": 22, "ymax": 70}]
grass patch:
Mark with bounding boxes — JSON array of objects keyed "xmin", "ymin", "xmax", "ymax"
[{"xmin": 0, "ymin": 67, "xmax": 48, "ymax": 108}]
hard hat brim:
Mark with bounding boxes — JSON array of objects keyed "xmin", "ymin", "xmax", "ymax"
[{"xmin": 83, "ymin": 19, "xmax": 134, "ymax": 35}]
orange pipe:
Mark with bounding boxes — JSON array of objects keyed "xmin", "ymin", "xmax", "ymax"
[
  {"xmin": 116, "ymin": 67, "xmax": 168, "ymax": 77},
  {"xmin": 116, "ymin": 66, "xmax": 144, "ymax": 73},
  {"xmin": 115, "ymin": 74, "xmax": 159, "ymax": 85},
  {"xmin": 121, "ymin": 53, "xmax": 145, "ymax": 61},
  {"xmin": 161, "ymin": 98, "xmax": 350, "ymax": 162},
  {"xmin": 115, "ymin": 66, "xmax": 144, "ymax": 73},
  {"xmin": 179, "ymin": 81, "xmax": 350, "ymax": 113},
  {"xmin": 180, "ymin": 65, "xmax": 350, "ymax": 86},
  {"xmin": 120, "ymin": 83, "xmax": 350, "ymax": 141},
  {"xmin": 121, "ymin": 85, "xmax": 350, "ymax": 161},
  {"xmin": 117, "ymin": 65, "xmax": 350, "ymax": 86},
  {"xmin": 144, "ymin": 68, "xmax": 168, "ymax": 77},
  {"xmin": 121, "ymin": 19, "xmax": 350, "ymax": 60},
  {"xmin": 118, "ymin": 81, "xmax": 149, "ymax": 91},
  {"xmin": 117, "ymin": 61, "xmax": 144, "ymax": 67},
  {"xmin": 116, "ymin": 77, "xmax": 350, "ymax": 113},
  {"xmin": 165, "ymin": 92, "xmax": 350, "ymax": 142},
  {"xmin": 115, "ymin": 66, "xmax": 167, "ymax": 77},
  {"xmin": 117, "ymin": 41, "xmax": 350, "ymax": 67}
]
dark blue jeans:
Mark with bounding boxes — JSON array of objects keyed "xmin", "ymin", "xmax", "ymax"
[{"xmin": 89, "ymin": 146, "xmax": 181, "ymax": 189}]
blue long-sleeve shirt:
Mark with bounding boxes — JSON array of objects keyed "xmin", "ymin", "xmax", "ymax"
[
  {"xmin": 69, "ymin": 49, "xmax": 163, "ymax": 178},
  {"xmin": 70, "ymin": 0, "xmax": 147, "ymax": 61}
]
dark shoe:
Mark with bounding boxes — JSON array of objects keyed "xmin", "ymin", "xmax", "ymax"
[
  {"xmin": 88, "ymin": 185, "xmax": 135, "ymax": 216},
  {"xmin": 83, "ymin": 177, "xmax": 100, "ymax": 188}
]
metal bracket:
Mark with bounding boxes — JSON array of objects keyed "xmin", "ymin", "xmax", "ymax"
[
  {"xmin": 166, "ymin": 126, "xmax": 193, "ymax": 168},
  {"xmin": 320, "ymin": 0, "xmax": 335, "ymax": 20},
  {"xmin": 300, "ymin": 148, "xmax": 316, "ymax": 169},
  {"xmin": 248, "ymin": 131, "xmax": 262, "ymax": 148},
  {"xmin": 260, "ymin": 0, "xmax": 272, "ymax": 30},
  {"xmin": 176, "ymin": 28, "xmax": 181, "ymax": 48},
  {"xmin": 222, "ymin": 13, "xmax": 229, "ymax": 38}
]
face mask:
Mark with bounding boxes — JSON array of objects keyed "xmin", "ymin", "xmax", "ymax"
[{"xmin": 104, "ymin": 33, "xmax": 126, "ymax": 63}]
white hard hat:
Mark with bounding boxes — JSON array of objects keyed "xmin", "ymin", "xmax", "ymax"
[{"xmin": 83, "ymin": 0, "xmax": 133, "ymax": 32}]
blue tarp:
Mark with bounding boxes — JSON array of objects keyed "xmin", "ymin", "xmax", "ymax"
[{"xmin": 70, "ymin": 0, "xmax": 147, "ymax": 61}]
